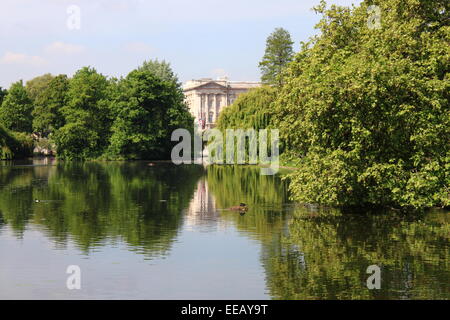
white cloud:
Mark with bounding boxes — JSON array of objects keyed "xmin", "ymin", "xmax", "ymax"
[
  {"xmin": 45, "ymin": 41, "xmax": 86, "ymax": 55},
  {"xmin": 0, "ymin": 52, "xmax": 47, "ymax": 66}
]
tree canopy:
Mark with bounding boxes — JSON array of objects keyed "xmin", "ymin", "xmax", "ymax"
[
  {"xmin": 0, "ymin": 80, "xmax": 33, "ymax": 133},
  {"xmin": 259, "ymin": 27, "xmax": 294, "ymax": 86},
  {"xmin": 108, "ymin": 68, "xmax": 193, "ymax": 160},
  {"xmin": 273, "ymin": 0, "xmax": 449, "ymax": 209},
  {"xmin": 53, "ymin": 67, "xmax": 112, "ymax": 159},
  {"xmin": 32, "ymin": 75, "xmax": 69, "ymax": 137}
]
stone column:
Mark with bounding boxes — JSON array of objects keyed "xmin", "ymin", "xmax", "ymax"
[
  {"xmin": 223, "ymin": 94, "xmax": 227, "ymax": 108},
  {"xmin": 215, "ymin": 94, "xmax": 220, "ymax": 122},
  {"xmin": 212, "ymin": 94, "xmax": 216, "ymax": 123},
  {"xmin": 196, "ymin": 94, "xmax": 202, "ymax": 119},
  {"xmin": 205, "ymin": 94, "xmax": 209, "ymax": 123},
  {"xmin": 202, "ymin": 94, "xmax": 206, "ymax": 120}
]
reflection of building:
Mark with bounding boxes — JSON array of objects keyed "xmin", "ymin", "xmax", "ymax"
[
  {"xmin": 185, "ymin": 179, "xmax": 218, "ymax": 228},
  {"xmin": 183, "ymin": 78, "xmax": 261, "ymax": 130}
]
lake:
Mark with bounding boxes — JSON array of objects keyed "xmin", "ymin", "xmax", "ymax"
[{"xmin": 0, "ymin": 159, "xmax": 448, "ymax": 299}]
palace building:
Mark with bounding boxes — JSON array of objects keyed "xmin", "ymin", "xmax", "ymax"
[{"xmin": 183, "ymin": 78, "xmax": 261, "ymax": 130}]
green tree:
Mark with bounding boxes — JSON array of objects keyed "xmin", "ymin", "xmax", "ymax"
[
  {"xmin": 0, "ymin": 87, "xmax": 7, "ymax": 106},
  {"xmin": 259, "ymin": 28, "xmax": 294, "ymax": 86},
  {"xmin": 54, "ymin": 67, "xmax": 112, "ymax": 159},
  {"xmin": 25, "ymin": 73, "xmax": 54, "ymax": 101},
  {"xmin": 217, "ymin": 86, "xmax": 278, "ymax": 131},
  {"xmin": 138, "ymin": 59, "xmax": 180, "ymax": 85},
  {"xmin": 32, "ymin": 75, "xmax": 69, "ymax": 137},
  {"xmin": 274, "ymin": 0, "xmax": 449, "ymax": 209},
  {"xmin": 108, "ymin": 68, "xmax": 193, "ymax": 160},
  {"xmin": 0, "ymin": 80, "xmax": 33, "ymax": 133}
]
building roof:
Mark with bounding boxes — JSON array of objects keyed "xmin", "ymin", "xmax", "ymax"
[{"xmin": 183, "ymin": 79, "xmax": 261, "ymax": 92}]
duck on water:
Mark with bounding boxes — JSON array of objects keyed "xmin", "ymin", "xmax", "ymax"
[{"xmin": 228, "ymin": 203, "xmax": 248, "ymax": 212}]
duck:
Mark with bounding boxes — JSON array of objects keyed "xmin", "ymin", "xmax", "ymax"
[{"xmin": 229, "ymin": 203, "xmax": 248, "ymax": 212}]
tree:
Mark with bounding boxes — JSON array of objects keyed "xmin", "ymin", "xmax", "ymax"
[
  {"xmin": 138, "ymin": 59, "xmax": 180, "ymax": 85},
  {"xmin": 108, "ymin": 68, "xmax": 193, "ymax": 160},
  {"xmin": 0, "ymin": 80, "xmax": 33, "ymax": 132},
  {"xmin": 217, "ymin": 86, "xmax": 278, "ymax": 131},
  {"xmin": 274, "ymin": 0, "xmax": 449, "ymax": 209},
  {"xmin": 32, "ymin": 75, "xmax": 69, "ymax": 137},
  {"xmin": 25, "ymin": 74, "xmax": 54, "ymax": 101},
  {"xmin": 54, "ymin": 67, "xmax": 112, "ymax": 159},
  {"xmin": 259, "ymin": 28, "xmax": 294, "ymax": 86},
  {"xmin": 0, "ymin": 87, "xmax": 7, "ymax": 106}
]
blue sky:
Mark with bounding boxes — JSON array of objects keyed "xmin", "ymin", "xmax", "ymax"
[{"xmin": 0, "ymin": 0, "xmax": 361, "ymax": 88}]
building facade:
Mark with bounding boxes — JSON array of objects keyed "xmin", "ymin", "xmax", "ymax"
[{"xmin": 183, "ymin": 78, "xmax": 261, "ymax": 130}]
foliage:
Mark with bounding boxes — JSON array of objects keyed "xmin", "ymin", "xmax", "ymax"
[
  {"xmin": 274, "ymin": 0, "xmax": 449, "ymax": 209},
  {"xmin": 32, "ymin": 75, "xmax": 69, "ymax": 137},
  {"xmin": 217, "ymin": 86, "xmax": 278, "ymax": 131},
  {"xmin": 0, "ymin": 87, "xmax": 7, "ymax": 106},
  {"xmin": 259, "ymin": 27, "xmax": 294, "ymax": 86},
  {"xmin": 25, "ymin": 73, "xmax": 54, "ymax": 101},
  {"xmin": 54, "ymin": 67, "xmax": 112, "ymax": 159},
  {"xmin": 0, "ymin": 125, "xmax": 33, "ymax": 159},
  {"xmin": 0, "ymin": 80, "xmax": 33, "ymax": 133},
  {"xmin": 107, "ymin": 69, "xmax": 193, "ymax": 160},
  {"xmin": 138, "ymin": 59, "xmax": 181, "ymax": 85}
]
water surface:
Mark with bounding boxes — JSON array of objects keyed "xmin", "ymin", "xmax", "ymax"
[{"xmin": 0, "ymin": 159, "xmax": 448, "ymax": 299}]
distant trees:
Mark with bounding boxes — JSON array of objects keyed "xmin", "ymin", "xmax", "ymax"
[
  {"xmin": 0, "ymin": 80, "xmax": 33, "ymax": 133},
  {"xmin": 0, "ymin": 59, "xmax": 193, "ymax": 160},
  {"xmin": 259, "ymin": 28, "xmax": 294, "ymax": 86},
  {"xmin": 138, "ymin": 59, "xmax": 180, "ymax": 85},
  {"xmin": 47, "ymin": 62, "xmax": 193, "ymax": 160},
  {"xmin": 108, "ymin": 68, "xmax": 193, "ymax": 160},
  {"xmin": 54, "ymin": 67, "xmax": 112, "ymax": 159},
  {"xmin": 25, "ymin": 74, "xmax": 54, "ymax": 101},
  {"xmin": 32, "ymin": 75, "xmax": 69, "ymax": 137}
]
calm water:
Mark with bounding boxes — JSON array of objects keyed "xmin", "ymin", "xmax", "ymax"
[{"xmin": 0, "ymin": 159, "xmax": 448, "ymax": 300}]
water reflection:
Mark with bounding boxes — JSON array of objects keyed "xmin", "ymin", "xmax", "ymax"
[
  {"xmin": 0, "ymin": 160, "xmax": 448, "ymax": 299},
  {"xmin": 263, "ymin": 208, "xmax": 449, "ymax": 299},
  {"xmin": 0, "ymin": 159, "xmax": 203, "ymax": 258},
  {"xmin": 185, "ymin": 178, "xmax": 221, "ymax": 231}
]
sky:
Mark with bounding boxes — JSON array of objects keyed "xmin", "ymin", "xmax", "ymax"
[{"xmin": 0, "ymin": 0, "xmax": 361, "ymax": 88}]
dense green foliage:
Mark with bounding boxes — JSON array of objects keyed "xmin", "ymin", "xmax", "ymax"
[
  {"xmin": 273, "ymin": 0, "xmax": 449, "ymax": 209},
  {"xmin": 1, "ymin": 58, "xmax": 193, "ymax": 160},
  {"xmin": 259, "ymin": 27, "xmax": 294, "ymax": 86},
  {"xmin": 0, "ymin": 80, "xmax": 33, "ymax": 133},
  {"xmin": 53, "ymin": 67, "xmax": 112, "ymax": 159},
  {"xmin": 25, "ymin": 74, "xmax": 54, "ymax": 102},
  {"xmin": 138, "ymin": 59, "xmax": 181, "ymax": 85},
  {"xmin": 32, "ymin": 75, "xmax": 68, "ymax": 137},
  {"xmin": 214, "ymin": 0, "xmax": 448, "ymax": 209},
  {"xmin": 108, "ymin": 69, "xmax": 193, "ymax": 160},
  {"xmin": 0, "ymin": 125, "xmax": 33, "ymax": 159},
  {"xmin": 217, "ymin": 86, "xmax": 277, "ymax": 131}
]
